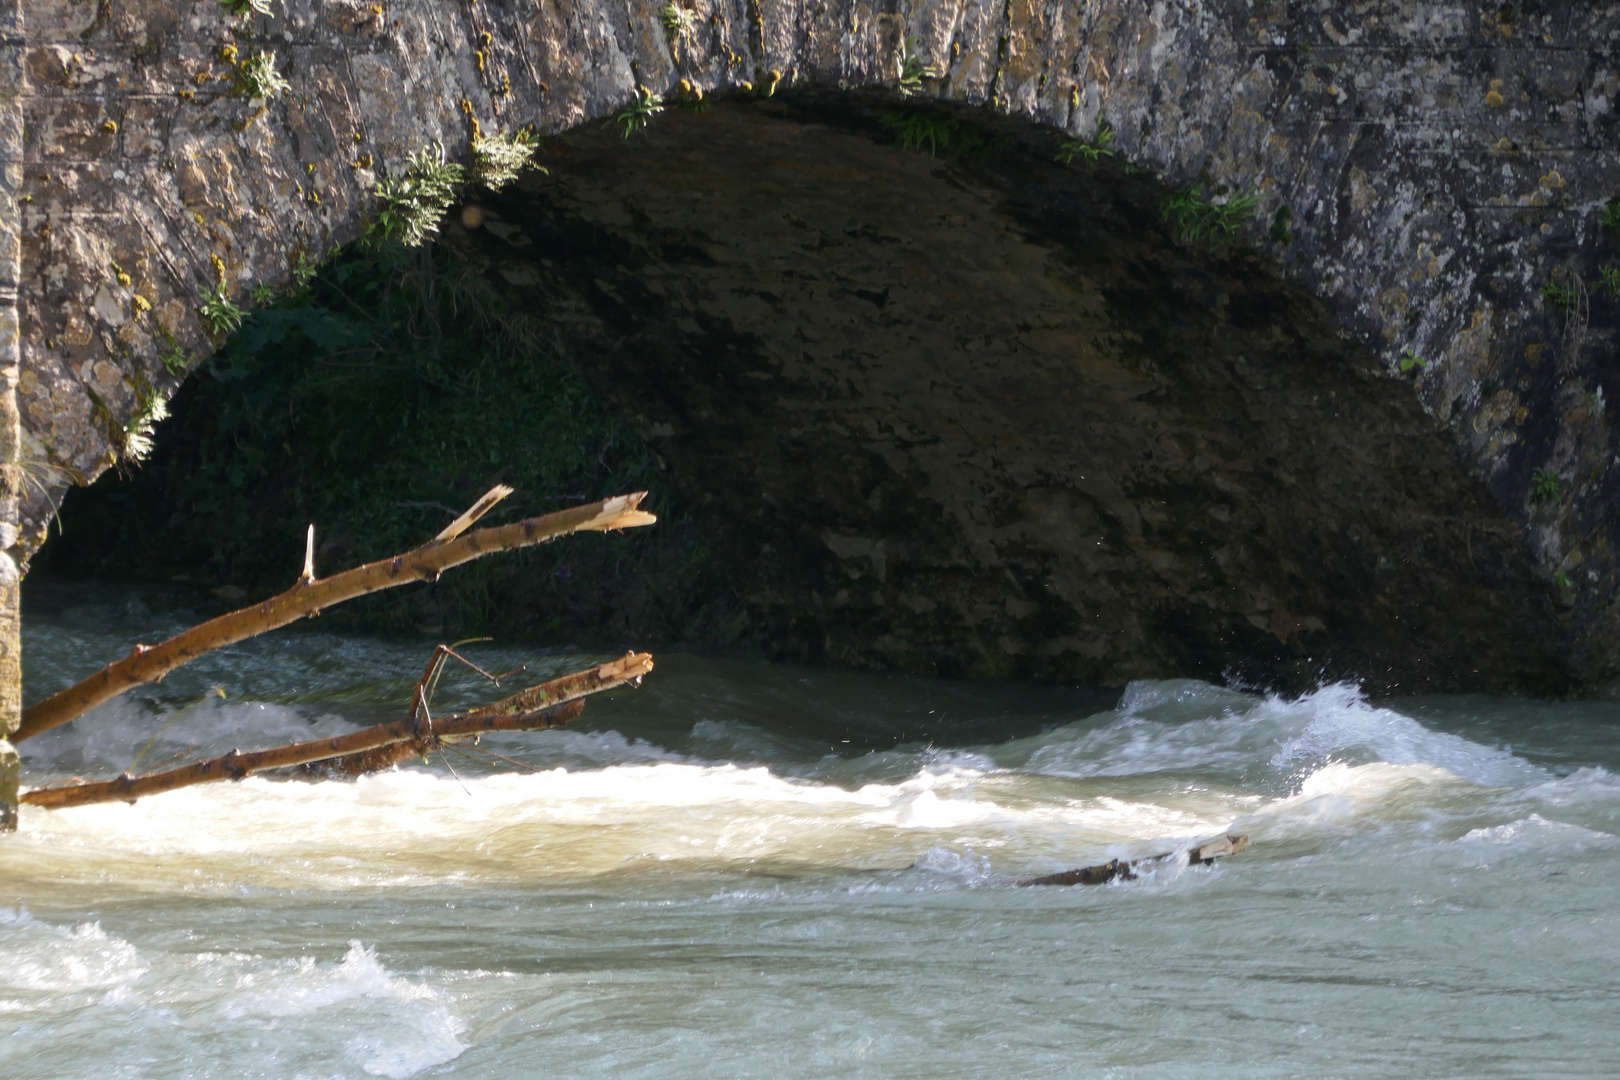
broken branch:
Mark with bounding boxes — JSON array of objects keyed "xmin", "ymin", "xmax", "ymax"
[
  {"xmin": 21, "ymin": 652, "xmax": 653, "ymax": 810},
  {"xmin": 1016, "ymin": 834, "xmax": 1251, "ymax": 886},
  {"xmin": 17, "ymin": 491, "xmax": 656, "ymax": 742}
]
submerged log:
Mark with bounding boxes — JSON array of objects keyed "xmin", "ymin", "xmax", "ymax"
[
  {"xmin": 20, "ymin": 652, "xmax": 651, "ymax": 810},
  {"xmin": 16, "ymin": 487, "xmax": 656, "ymax": 743},
  {"xmin": 1017, "ymin": 834, "xmax": 1251, "ymax": 887}
]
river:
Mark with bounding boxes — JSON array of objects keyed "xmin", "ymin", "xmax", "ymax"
[{"xmin": 3, "ymin": 588, "xmax": 1618, "ymax": 1077}]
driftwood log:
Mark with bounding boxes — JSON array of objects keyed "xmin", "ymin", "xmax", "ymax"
[
  {"xmin": 1017, "ymin": 834, "xmax": 1252, "ymax": 886},
  {"xmin": 15, "ymin": 486, "xmax": 655, "ymax": 743},
  {"xmin": 21, "ymin": 652, "xmax": 652, "ymax": 810}
]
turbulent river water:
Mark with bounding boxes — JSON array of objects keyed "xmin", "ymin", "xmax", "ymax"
[{"xmin": 4, "ymin": 590, "xmax": 1619, "ymax": 1078}]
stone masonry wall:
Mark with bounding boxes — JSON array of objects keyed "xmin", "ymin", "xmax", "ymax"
[{"xmin": 2, "ymin": 0, "xmax": 1619, "ymax": 819}]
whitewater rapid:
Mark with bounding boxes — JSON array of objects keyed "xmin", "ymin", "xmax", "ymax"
[{"xmin": 4, "ymin": 597, "xmax": 1619, "ymax": 1077}]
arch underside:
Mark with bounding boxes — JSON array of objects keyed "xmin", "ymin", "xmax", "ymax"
[{"xmin": 433, "ymin": 98, "xmax": 1571, "ymax": 693}]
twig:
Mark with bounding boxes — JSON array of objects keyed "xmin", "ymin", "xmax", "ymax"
[
  {"xmin": 17, "ymin": 488, "xmax": 656, "ymax": 742},
  {"xmin": 20, "ymin": 653, "xmax": 652, "ymax": 809}
]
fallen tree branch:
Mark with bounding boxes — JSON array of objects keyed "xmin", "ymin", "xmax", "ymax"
[
  {"xmin": 1016, "ymin": 834, "xmax": 1251, "ymax": 886},
  {"xmin": 17, "ymin": 489, "xmax": 655, "ymax": 742},
  {"xmin": 21, "ymin": 652, "xmax": 653, "ymax": 810}
]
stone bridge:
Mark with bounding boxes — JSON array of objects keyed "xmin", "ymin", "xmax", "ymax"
[{"xmin": 2, "ymin": 0, "xmax": 1619, "ymax": 819}]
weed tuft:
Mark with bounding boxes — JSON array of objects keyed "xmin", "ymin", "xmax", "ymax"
[
  {"xmin": 896, "ymin": 35, "xmax": 937, "ymax": 96},
  {"xmin": 1399, "ymin": 349, "xmax": 1428, "ymax": 374},
  {"xmin": 199, "ymin": 282, "xmax": 245, "ymax": 337},
  {"xmin": 218, "ymin": 0, "xmax": 272, "ymax": 17},
  {"xmin": 881, "ymin": 110, "xmax": 998, "ymax": 160},
  {"xmin": 1268, "ymin": 204, "xmax": 1294, "ymax": 245},
  {"xmin": 232, "ymin": 51, "xmax": 289, "ymax": 98},
  {"xmin": 1162, "ymin": 187, "xmax": 1259, "ymax": 244},
  {"xmin": 1531, "ymin": 466, "xmax": 1561, "ymax": 504},
  {"xmin": 1601, "ymin": 197, "xmax": 1620, "ymax": 235},
  {"xmin": 660, "ymin": 2, "xmax": 699, "ymax": 55},
  {"xmin": 1055, "ymin": 122, "xmax": 1115, "ymax": 165},
  {"xmin": 1599, "ymin": 265, "xmax": 1620, "ymax": 297},
  {"xmin": 1541, "ymin": 279, "xmax": 1574, "ymax": 309},
  {"xmin": 471, "ymin": 128, "xmax": 543, "ymax": 192},
  {"xmin": 366, "ymin": 143, "xmax": 467, "ymax": 247},
  {"xmin": 618, "ymin": 89, "xmax": 665, "ymax": 138},
  {"xmin": 160, "ymin": 342, "xmax": 188, "ymax": 377}
]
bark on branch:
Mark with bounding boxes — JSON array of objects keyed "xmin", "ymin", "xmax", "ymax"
[
  {"xmin": 17, "ymin": 491, "xmax": 655, "ymax": 743},
  {"xmin": 21, "ymin": 652, "xmax": 654, "ymax": 810}
]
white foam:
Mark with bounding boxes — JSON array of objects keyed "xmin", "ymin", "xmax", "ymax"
[
  {"xmin": 0, "ymin": 909, "xmax": 146, "ymax": 997},
  {"xmin": 221, "ymin": 942, "xmax": 465, "ymax": 1079}
]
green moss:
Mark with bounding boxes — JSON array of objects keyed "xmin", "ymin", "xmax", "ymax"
[{"xmin": 51, "ymin": 243, "xmax": 726, "ymax": 645}]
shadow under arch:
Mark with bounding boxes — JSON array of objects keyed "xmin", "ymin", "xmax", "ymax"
[{"xmin": 397, "ymin": 93, "xmax": 1573, "ymax": 695}]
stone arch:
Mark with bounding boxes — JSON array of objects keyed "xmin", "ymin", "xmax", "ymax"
[{"xmin": 2, "ymin": 0, "xmax": 1619, "ymax": 717}]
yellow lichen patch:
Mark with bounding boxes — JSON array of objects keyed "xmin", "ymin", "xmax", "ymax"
[
  {"xmin": 132, "ymin": 294, "xmax": 151, "ymax": 315},
  {"xmin": 101, "ymin": 119, "xmax": 117, "ymax": 134},
  {"xmin": 1525, "ymin": 343, "xmax": 1544, "ymax": 365},
  {"xmin": 1539, "ymin": 169, "xmax": 1564, "ymax": 189},
  {"xmin": 1487, "ymin": 78, "xmax": 1504, "ymax": 108}
]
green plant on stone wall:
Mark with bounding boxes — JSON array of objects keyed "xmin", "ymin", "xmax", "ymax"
[
  {"xmin": 366, "ymin": 143, "xmax": 467, "ymax": 247},
  {"xmin": 232, "ymin": 51, "xmax": 290, "ymax": 98},
  {"xmin": 1162, "ymin": 187, "xmax": 1260, "ymax": 244},
  {"xmin": 1055, "ymin": 122, "xmax": 1115, "ymax": 164},
  {"xmin": 1541, "ymin": 279, "xmax": 1574, "ymax": 309},
  {"xmin": 896, "ymin": 35, "xmax": 937, "ymax": 96},
  {"xmin": 470, "ymin": 128, "xmax": 543, "ymax": 192},
  {"xmin": 660, "ymin": 2, "xmax": 699, "ymax": 55},
  {"xmin": 618, "ymin": 90, "xmax": 666, "ymax": 138},
  {"xmin": 1268, "ymin": 204, "xmax": 1294, "ymax": 245},
  {"xmin": 1600, "ymin": 265, "xmax": 1620, "ymax": 297},
  {"xmin": 122, "ymin": 374, "xmax": 169, "ymax": 463},
  {"xmin": 87, "ymin": 375, "xmax": 169, "ymax": 466},
  {"xmin": 199, "ymin": 282, "xmax": 244, "ymax": 337},
  {"xmin": 1601, "ymin": 197, "xmax": 1620, "ymax": 235},
  {"xmin": 160, "ymin": 342, "xmax": 187, "ymax": 377},
  {"xmin": 881, "ymin": 110, "xmax": 998, "ymax": 160},
  {"xmin": 291, "ymin": 250, "xmax": 319, "ymax": 293},
  {"xmin": 218, "ymin": 0, "xmax": 272, "ymax": 17},
  {"xmin": 1531, "ymin": 466, "xmax": 1561, "ymax": 504},
  {"xmin": 1399, "ymin": 349, "xmax": 1428, "ymax": 374}
]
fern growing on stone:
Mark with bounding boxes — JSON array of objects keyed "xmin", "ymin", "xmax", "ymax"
[{"xmin": 366, "ymin": 144, "xmax": 467, "ymax": 247}]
